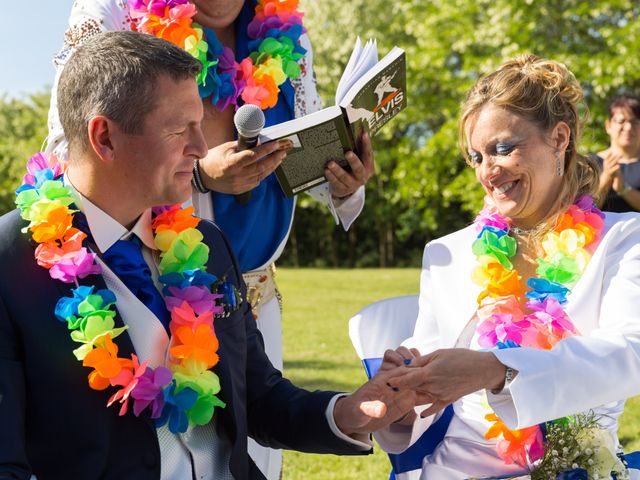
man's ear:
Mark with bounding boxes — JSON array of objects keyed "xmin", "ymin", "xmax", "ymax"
[{"xmin": 87, "ymin": 115, "xmax": 117, "ymax": 163}]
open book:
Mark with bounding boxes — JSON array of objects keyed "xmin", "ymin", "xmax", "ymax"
[{"xmin": 260, "ymin": 38, "xmax": 407, "ymax": 197}]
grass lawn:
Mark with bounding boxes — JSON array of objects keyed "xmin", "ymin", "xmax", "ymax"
[{"xmin": 277, "ymin": 268, "xmax": 640, "ymax": 479}]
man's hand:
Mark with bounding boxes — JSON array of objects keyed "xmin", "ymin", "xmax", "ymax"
[
  {"xmin": 198, "ymin": 140, "xmax": 292, "ymax": 194},
  {"xmin": 333, "ymin": 368, "xmax": 419, "ymax": 436},
  {"xmin": 387, "ymin": 349, "xmax": 508, "ymax": 419},
  {"xmin": 325, "ymin": 131, "xmax": 374, "ymax": 200}
]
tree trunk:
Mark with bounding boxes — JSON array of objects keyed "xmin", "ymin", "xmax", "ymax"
[{"xmin": 289, "ymin": 226, "xmax": 299, "ymax": 268}]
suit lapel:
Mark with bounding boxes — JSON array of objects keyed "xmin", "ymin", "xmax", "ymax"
[
  {"xmin": 52, "ymin": 266, "xmax": 137, "ymax": 360},
  {"xmin": 212, "ymin": 321, "xmax": 238, "ymax": 442},
  {"xmin": 198, "ymin": 220, "xmax": 242, "ymax": 445}
]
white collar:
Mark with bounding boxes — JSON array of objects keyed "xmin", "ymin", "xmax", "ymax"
[{"xmin": 65, "ymin": 176, "xmax": 156, "ymax": 254}]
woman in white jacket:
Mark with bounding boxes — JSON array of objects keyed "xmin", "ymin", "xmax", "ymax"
[{"xmin": 377, "ymin": 54, "xmax": 640, "ymax": 479}]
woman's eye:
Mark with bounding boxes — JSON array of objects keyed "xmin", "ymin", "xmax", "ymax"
[
  {"xmin": 469, "ymin": 152, "xmax": 483, "ymax": 166},
  {"xmin": 495, "ymin": 143, "xmax": 515, "ymax": 155}
]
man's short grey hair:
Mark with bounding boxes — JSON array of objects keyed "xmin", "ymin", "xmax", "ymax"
[{"xmin": 57, "ymin": 30, "xmax": 202, "ymax": 152}]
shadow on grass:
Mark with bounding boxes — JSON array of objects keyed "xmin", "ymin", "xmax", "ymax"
[{"xmin": 284, "ymin": 358, "xmax": 367, "ymax": 392}]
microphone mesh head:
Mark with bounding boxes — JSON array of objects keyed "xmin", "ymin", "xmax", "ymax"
[{"xmin": 234, "ymin": 104, "xmax": 266, "ymax": 137}]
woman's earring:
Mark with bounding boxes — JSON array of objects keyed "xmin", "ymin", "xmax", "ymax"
[{"xmin": 556, "ymin": 152, "xmax": 563, "ymax": 177}]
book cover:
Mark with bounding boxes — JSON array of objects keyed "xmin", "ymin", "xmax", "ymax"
[
  {"xmin": 260, "ymin": 40, "xmax": 407, "ymax": 197},
  {"xmin": 340, "ymin": 46, "xmax": 407, "ymax": 139}
]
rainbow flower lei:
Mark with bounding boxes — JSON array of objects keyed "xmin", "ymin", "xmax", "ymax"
[
  {"xmin": 471, "ymin": 196, "xmax": 605, "ymax": 467},
  {"xmin": 128, "ymin": 0, "xmax": 306, "ymax": 111},
  {"xmin": 15, "ymin": 152, "xmax": 240, "ymax": 434}
]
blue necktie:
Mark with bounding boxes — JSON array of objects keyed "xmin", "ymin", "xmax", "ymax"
[
  {"xmin": 72, "ymin": 211, "xmax": 170, "ymax": 332},
  {"xmin": 102, "ymin": 236, "xmax": 171, "ymax": 332}
]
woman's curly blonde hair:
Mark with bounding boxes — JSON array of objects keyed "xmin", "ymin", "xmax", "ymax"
[{"xmin": 458, "ymin": 54, "xmax": 600, "ymax": 229}]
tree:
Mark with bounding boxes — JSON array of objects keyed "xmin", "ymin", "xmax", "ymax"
[{"xmin": 0, "ymin": 93, "xmax": 50, "ymax": 215}]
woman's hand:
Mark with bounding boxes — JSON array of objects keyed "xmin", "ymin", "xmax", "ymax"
[
  {"xmin": 388, "ymin": 348, "xmax": 508, "ymax": 418},
  {"xmin": 325, "ymin": 131, "xmax": 375, "ymax": 200},
  {"xmin": 197, "ymin": 140, "xmax": 291, "ymax": 194},
  {"xmin": 377, "ymin": 347, "xmax": 423, "ymax": 425},
  {"xmin": 379, "ymin": 346, "xmax": 421, "ymax": 372}
]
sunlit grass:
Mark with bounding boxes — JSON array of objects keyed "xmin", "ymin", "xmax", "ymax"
[{"xmin": 280, "ymin": 268, "xmax": 419, "ymax": 479}]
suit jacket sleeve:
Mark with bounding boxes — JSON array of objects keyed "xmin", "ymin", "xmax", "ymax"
[
  {"xmin": 213, "ymin": 222, "xmax": 369, "ymax": 455},
  {"xmin": 489, "ymin": 214, "xmax": 640, "ymax": 429},
  {"xmin": 0, "ymin": 265, "xmax": 30, "ymax": 478}
]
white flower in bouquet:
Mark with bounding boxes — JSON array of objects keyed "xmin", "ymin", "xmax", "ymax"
[
  {"xmin": 574, "ymin": 427, "xmax": 628, "ymax": 480},
  {"xmin": 531, "ymin": 413, "xmax": 629, "ymax": 480}
]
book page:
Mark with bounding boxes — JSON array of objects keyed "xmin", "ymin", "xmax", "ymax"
[
  {"xmin": 259, "ymin": 106, "xmax": 355, "ymax": 197},
  {"xmin": 334, "ymin": 37, "xmax": 362, "ymax": 102},
  {"xmin": 335, "ymin": 39, "xmax": 379, "ymax": 105}
]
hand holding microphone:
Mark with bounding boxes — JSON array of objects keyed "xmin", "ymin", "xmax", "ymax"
[
  {"xmin": 193, "ymin": 104, "xmax": 289, "ymax": 198},
  {"xmin": 233, "ymin": 104, "xmax": 266, "ymax": 204}
]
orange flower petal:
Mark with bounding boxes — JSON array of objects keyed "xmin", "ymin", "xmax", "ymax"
[{"xmin": 88, "ymin": 370, "xmax": 111, "ymax": 390}]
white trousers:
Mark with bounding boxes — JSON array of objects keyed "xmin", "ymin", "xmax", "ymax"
[{"xmin": 248, "ymin": 296, "xmax": 283, "ymax": 480}]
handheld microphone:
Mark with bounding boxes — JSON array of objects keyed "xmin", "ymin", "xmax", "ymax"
[{"xmin": 233, "ymin": 104, "xmax": 266, "ymax": 204}]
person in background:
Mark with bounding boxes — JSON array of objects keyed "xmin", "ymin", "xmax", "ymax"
[
  {"xmin": 375, "ymin": 55, "xmax": 640, "ymax": 480},
  {"xmin": 45, "ymin": 1, "xmax": 374, "ymax": 477},
  {"xmin": 594, "ymin": 94, "xmax": 640, "ymax": 212}
]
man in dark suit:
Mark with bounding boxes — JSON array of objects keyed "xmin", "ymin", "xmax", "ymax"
[{"xmin": 0, "ymin": 32, "xmax": 414, "ymax": 480}]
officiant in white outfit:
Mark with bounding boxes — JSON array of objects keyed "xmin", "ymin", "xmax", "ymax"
[{"xmin": 375, "ymin": 54, "xmax": 640, "ymax": 480}]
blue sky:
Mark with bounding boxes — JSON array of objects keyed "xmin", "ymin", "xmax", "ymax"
[{"xmin": 1, "ymin": 1, "xmax": 70, "ymax": 97}]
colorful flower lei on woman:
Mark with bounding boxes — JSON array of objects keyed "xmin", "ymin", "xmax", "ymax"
[
  {"xmin": 471, "ymin": 196, "xmax": 605, "ymax": 467},
  {"xmin": 128, "ymin": 0, "xmax": 306, "ymax": 110},
  {"xmin": 15, "ymin": 152, "xmax": 239, "ymax": 434}
]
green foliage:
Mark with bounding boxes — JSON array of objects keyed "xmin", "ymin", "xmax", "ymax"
[
  {"xmin": 0, "ymin": 92, "xmax": 50, "ymax": 215},
  {"xmin": 282, "ymin": 0, "xmax": 640, "ymax": 266}
]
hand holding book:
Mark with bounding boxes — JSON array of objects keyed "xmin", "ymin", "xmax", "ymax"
[
  {"xmin": 259, "ymin": 38, "xmax": 407, "ymax": 196},
  {"xmin": 324, "ymin": 130, "xmax": 374, "ymax": 200}
]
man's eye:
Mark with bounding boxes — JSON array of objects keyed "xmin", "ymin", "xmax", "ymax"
[{"xmin": 495, "ymin": 143, "xmax": 515, "ymax": 155}]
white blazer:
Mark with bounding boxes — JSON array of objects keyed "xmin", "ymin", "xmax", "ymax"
[{"xmin": 376, "ymin": 211, "xmax": 640, "ymax": 471}]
